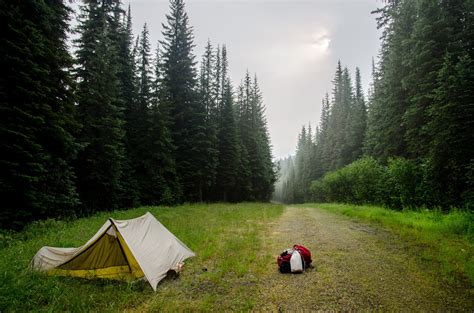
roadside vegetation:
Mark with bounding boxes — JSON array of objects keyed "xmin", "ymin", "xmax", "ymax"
[
  {"xmin": 298, "ymin": 203, "xmax": 474, "ymax": 289},
  {"xmin": 0, "ymin": 203, "xmax": 283, "ymax": 312}
]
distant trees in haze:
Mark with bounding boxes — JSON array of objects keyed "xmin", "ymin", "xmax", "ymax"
[
  {"xmin": 273, "ymin": 62, "xmax": 367, "ymax": 204},
  {"xmin": 275, "ymin": 0, "xmax": 473, "ymax": 210},
  {"xmin": 0, "ymin": 0, "xmax": 276, "ymax": 229}
]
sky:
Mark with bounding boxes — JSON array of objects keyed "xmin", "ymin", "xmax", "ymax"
[{"xmin": 73, "ymin": 0, "xmax": 382, "ymax": 159}]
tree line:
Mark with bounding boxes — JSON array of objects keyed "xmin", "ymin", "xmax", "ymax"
[
  {"xmin": 274, "ymin": 0, "xmax": 473, "ymax": 210},
  {"xmin": 0, "ymin": 0, "xmax": 276, "ymax": 229}
]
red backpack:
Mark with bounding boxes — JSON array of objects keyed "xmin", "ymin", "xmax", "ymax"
[{"xmin": 277, "ymin": 244, "xmax": 312, "ymax": 273}]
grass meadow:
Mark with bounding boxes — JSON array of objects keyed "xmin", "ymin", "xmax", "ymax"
[
  {"xmin": 0, "ymin": 203, "xmax": 284, "ymax": 312},
  {"xmin": 299, "ymin": 203, "xmax": 474, "ymax": 289}
]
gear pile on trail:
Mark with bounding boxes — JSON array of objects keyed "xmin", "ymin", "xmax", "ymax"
[{"xmin": 277, "ymin": 245, "xmax": 312, "ymax": 273}]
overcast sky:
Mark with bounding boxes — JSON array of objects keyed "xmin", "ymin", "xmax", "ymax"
[{"xmin": 74, "ymin": 0, "xmax": 382, "ymax": 159}]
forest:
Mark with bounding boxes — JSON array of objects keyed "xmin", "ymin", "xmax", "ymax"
[
  {"xmin": 274, "ymin": 0, "xmax": 473, "ymax": 211},
  {"xmin": 0, "ymin": 0, "xmax": 276, "ymax": 229}
]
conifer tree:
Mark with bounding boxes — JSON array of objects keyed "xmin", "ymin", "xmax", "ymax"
[
  {"xmin": 235, "ymin": 83, "xmax": 252, "ymax": 200},
  {"xmin": 339, "ymin": 67, "xmax": 355, "ymax": 166},
  {"xmin": 198, "ymin": 40, "xmax": 219, "ymax": 200},
  {"xmin": 117, "ymin": 5, "xmax": 140, "ymax": 207},
  {"xmin": 130, "ymin": 23, "xmax": 159, "ymax": 203},
  {"xmin": 325, "ymin": 61, "xmax": 346, "ymax": 170},
  {"xmin": 365, "ymin": 0, "xmax": 416, "ymax": 160},
  {"xmin": 402, "ymin": 0, "xmax": 448, "ymax": 159},
  {"xmin": 316, "ymin": 93, "xmax": 331, "ymax": 176},
  {"xmin": 346, "ymin": 67, "xmax": 367, "ymax": 160},
  {"xmin": 0, "ymin": 0, "xmax": 79, "ymax": 227},
  {"xmin": 74, "ymin": 0, "xmax": 125, "ymax": 212},
  {"xmin": 161, "ymin": 0, "xmax": 212, "ymax": 201},
  {"xmin": 216, "ymin": 76, "xmax": 239, "ymax": 201},
  {"xmin": 252, "ymin": 75, "xmax": 277, "ymax": 200},
  {"xmin": 151, "ymin": 43, "xmax": 182, "ymax": 204},
  {"xmin": 425, "ymin": 53, "xmax": 474, "ymax": 208}
]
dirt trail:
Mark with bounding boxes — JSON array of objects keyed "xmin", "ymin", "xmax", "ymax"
[{"xmin": 256, "ymin": 206, "xmax": 472, "ymax": 311}]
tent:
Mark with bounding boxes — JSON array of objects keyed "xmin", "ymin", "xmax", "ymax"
[{"xmin": 30, "ymin": 212, "xmax": 195, "ymax": 291}]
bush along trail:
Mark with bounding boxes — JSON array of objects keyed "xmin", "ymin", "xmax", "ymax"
[{"xmin": 256, "ymin": 206, "xmax": 473, "ymax": 311}]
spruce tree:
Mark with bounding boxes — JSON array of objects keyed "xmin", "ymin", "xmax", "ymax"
[
  {"xmin": 216, "ymin": 76, "xmax": 239, "ymax": 201},
  {"xmin": 198, "ymin": 40, "xmax": 219, "ymax": 200},
  {"xmin": 117, "ymin": 5, "xmax": 140, "ymax": 207},
  {"xmin": 74, "ymin": 0, "xmax": 125, "ymax": 212},
  {"xmin": 365, "ymin": 0, "xmax": 416, "ymax": 161},
  {"xmin": 0, "ymin": 0, "xmax": 79, "ymax": 228},
  {"xmin": 235, "ymin": 83, "xmax": 252, "ymax": 200},
  {"xmin": 148, "ymin": 42, "xmax": 182, "ymax": 204},
  {"xmin": 425, "ymin": 53, "xmax": 474, "ymax": 208},
  {"xmin": 339, "ymin": 67, "xmax": 355, "ymax": 166},
  {"xmin": 160, "ymin": 0, "xmax": 212, "ymax": 201},
  {"xmin": 316, "ymin": 93, "xmax": 331, "ymax": 176},
  {"xmin": 325, "ymin": 61, "xmax": 346, "ymax": 170},
  {"xmin": 345, "ymin": 67, "xmax": 366, "ymax": 161},
  {"xmin": 402, "ymin": 0, "xmax": 449, "ymax": 159},
  {"xmin": 253, "ymin": 76, "xmax": 277, "ymax": 200}
]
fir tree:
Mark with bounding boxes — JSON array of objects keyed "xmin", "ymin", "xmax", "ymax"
[
  {"xmin": 252, "ymin": 75, "xmax": 277, "ymax": 200},
  {"xmin": 365, "ymin": 0, "xmax": 416, "ymax": 160},
  {"xmin": 235, "ymin": 83, "xmax": 252, "ymax": 200},
  {"xmin": 216, "ymin": 75, "xmax": 239, "ymax": 201},
  {"xmin": 74, "ymin": 0, "xmax": 125, "ymax": 212},
  {"xmin": 346, "ymin": 67, "xmax": 367, "ymax": 160},
  {"xmin": 152, "ymin": 43, "xmax": 182, "ymax": 204},
  {"xmin": 161, "ymin": 0, "xmax": 213, "ymax": 201},
  {"xmin": 425, "ymin": 53, "xmax": 474, "ymax": 208},
  {"xmin": 198, "ymin": 40, "xmax": 219, "ymax": 200},
  {"xmin": 0, "ymin": 0, "xmax": 79, "ymax": 228},
  {"xmin": 117, "ymin": 5, "xmax": 140, "ymax": 207},
  {"xmin": 325, "ymin": 61, "xmax": 347, "ymax": 170}
]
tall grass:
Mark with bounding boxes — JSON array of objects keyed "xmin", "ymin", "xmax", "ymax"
[
  {"xmin": 0, "ymin": 203, "xmax": 283, "ymax": 312},
  {"xmin": 300, "ymin": 203, "xmax": 474, "ymax": 288}
]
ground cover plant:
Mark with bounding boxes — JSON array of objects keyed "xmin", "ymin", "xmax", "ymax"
[
  {"xmin": 299, "ymin": 203, "xmax": 474, "ymax": 289},
  {"xmin": 0, "ymin": 203, "xmax": 283, "ymax": 312}
]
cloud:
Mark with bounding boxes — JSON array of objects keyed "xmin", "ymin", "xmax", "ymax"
[{"xmin": 255, "ymin": 28, "xmax": 331, "ymax": 78}]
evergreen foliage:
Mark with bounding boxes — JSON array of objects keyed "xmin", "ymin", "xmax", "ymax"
[
  {"xmin": 215, "ymin": 47, "xmax": 240, "ymax": 201},
  {"xmin": 119, "ymin": 6, "xmax": 140, "ymax": 207},
  {"xmin": 0, "ymin": 1, "xmax": 79, "ymax": 229},
  {"xmin": 160, "ymin": 0, "xmax": 211, "ymax": 201},
  {"xmin": 236, "ymin": 73, "xmax": 276, "ymax": 201},
  {"xmin": 74, "ymin": 0, "xmax": 125, "ymax": 213},
  {"xmin": 198, "ymin": 40, "xmax": 219, "ymax": 200}
]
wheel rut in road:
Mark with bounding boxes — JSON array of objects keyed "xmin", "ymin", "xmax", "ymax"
[{"xmin": 256, "ymin": 206, "xmax": 472, "ymax": 311}]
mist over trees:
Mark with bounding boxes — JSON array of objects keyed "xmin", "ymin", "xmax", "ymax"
[
  {"xmin": 274, "ymin": 0, "xmax": 473, "ymax": 210},
  {"xmin": 0, "ymin": 0, "xmax": 276, "ymax": 229}
]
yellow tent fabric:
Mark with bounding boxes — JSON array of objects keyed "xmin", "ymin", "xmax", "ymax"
[
  {"xmin": 47, "ymin": 224, "xmax": 143, "ymax": 281},
  {"xmin": 30, "ymin": 213, "xmax": 195, "ymax": 290}
]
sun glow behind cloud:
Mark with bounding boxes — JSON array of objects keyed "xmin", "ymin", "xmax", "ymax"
[{"xmin": 258, "ymin": 28, "xmax": 331, "ymax": 79}]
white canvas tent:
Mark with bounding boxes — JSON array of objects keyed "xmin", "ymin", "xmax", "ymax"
[{"xmin": 30, "ymin": 212, "xmax": 195, "ymax": 291}]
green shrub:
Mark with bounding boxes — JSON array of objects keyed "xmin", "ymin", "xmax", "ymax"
[
  {"xmin": 310, "ymin": 157, "xmax": 384, "ymax": 205},
  {"xmin": 382, "ymin": 158, "xmax": 423, "ymax": 210},
  {"xmin": 310, "ymin": 157, "xmax": 473, "ymax": 211}
]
